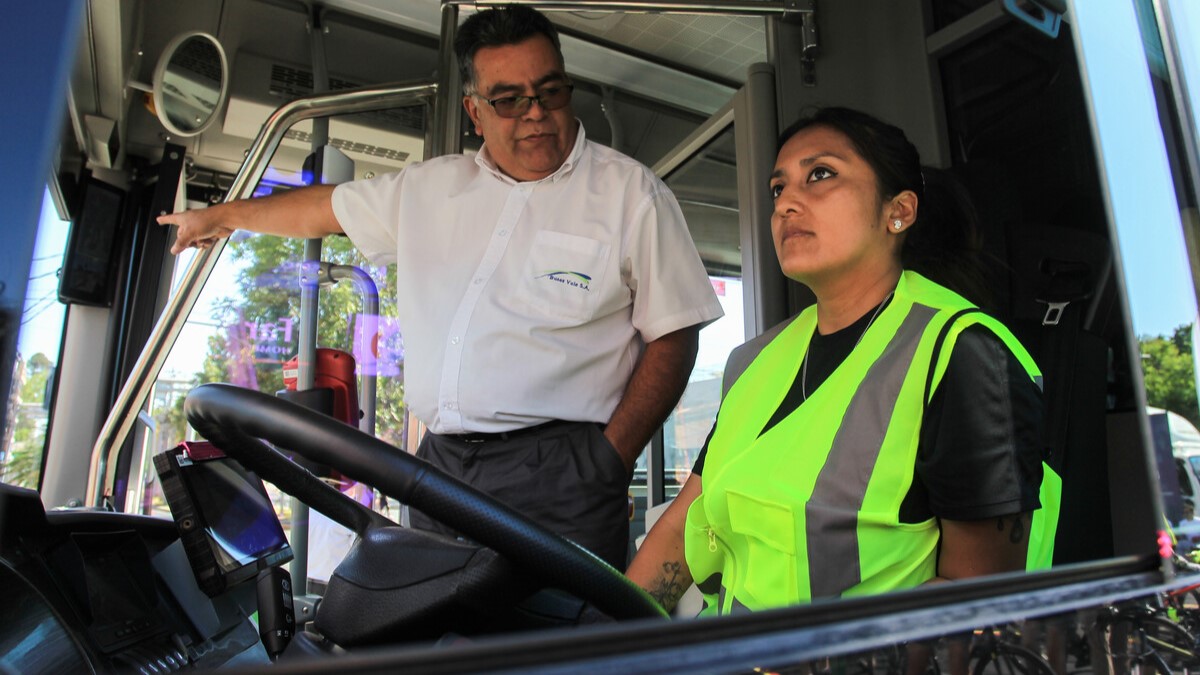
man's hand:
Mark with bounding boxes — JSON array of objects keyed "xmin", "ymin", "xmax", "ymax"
[
  {"xmin": 158, "ymin": 208, "xmax": 233, "ymax": 255},
  {"xmin": 154, "ymin": 185, "xmax": 343, "ymax": 256}
]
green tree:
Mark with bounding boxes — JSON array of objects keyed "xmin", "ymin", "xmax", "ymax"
[
  {"xmin": 192, "ymin": 231, "xmax": 406, "ymax": 447},
  {"xmin": 1141, "ymin": 324, "xmax": 1200, "ymax": 429},
  {"xmin": 2, "ymin": 353, "xmax": 56, "ymax": 488},
  {"xmin": 20, "ymin": 352, "xmax": 52, "ymax": 404},
  {"xmin": 4, "ymin": 412, "xmax": 43, "ymax": 488}
]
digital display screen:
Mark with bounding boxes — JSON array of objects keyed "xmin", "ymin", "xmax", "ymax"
[
  {"xmin": 183, "ymin": 458, "xmax": 290, "ymax": 570},
  {"xmin": 58, "ymin": 177, "xmax": 124, "ymax": 307}
]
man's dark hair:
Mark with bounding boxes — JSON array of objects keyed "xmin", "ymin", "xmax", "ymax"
[{"xmin": 455, "ymin": 5, "xmax": 564, "ymax": 94}]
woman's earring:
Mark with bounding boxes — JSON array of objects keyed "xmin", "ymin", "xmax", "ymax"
[{"xmin": 893, "ymin": 220, "xmax": 903, "ymax": 230}]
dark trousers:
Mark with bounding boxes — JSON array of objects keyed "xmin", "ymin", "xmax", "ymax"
[{"xmin": 409, "ymin": 421, "xmax": 632, "ymax": 569}]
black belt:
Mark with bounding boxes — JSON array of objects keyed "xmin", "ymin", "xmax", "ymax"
[{"xmin": 440, "ymin": 419, "xmax": 578, "ymax": 443}]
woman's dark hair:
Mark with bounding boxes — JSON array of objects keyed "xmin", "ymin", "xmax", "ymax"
[
  {"xmin": 455, "ymin": 5, "xmax": 563, "ymax": 95},
  {"xmin": 778, "ymin": 107, "xmax": 991, "ymax": 306}
]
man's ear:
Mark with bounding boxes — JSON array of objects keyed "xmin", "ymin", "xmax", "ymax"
[{"xmin": 463, "ymin": 96, "xmax": 483, "ymax": 136}]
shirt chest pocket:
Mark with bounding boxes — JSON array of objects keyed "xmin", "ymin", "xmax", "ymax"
[{"xmin": 517, "ymin": 230, "xmax": 611, "ymax": 322}]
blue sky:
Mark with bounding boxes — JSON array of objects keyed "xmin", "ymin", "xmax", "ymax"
[
  {"xmin": 1147, "ymin": 0, "xmax": 1200, "ymax": 338},
  {"xmin": 1123, "ymin": 0, "xmax": 1200, "ymax": 336},
  {"xmin": 1138, "ymin": 0, "xmax": 1200, "ymax": 338},
  {"xmin": 18, "ymin": 191, "xmax": 69, "ymax": 363}
]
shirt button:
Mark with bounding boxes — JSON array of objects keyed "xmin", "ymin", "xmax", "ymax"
[
  {"xmin": 473, "ymin": 278, "xmax": 483, "ymax": 285},
  {"xmin": 444, "ymin": 402, "xmax": 455, "ymax": 410},
  {"xmin": 450, "ymin": 337, "xmax": 460, "ymax": 345},
  {"xmin": 499, "ymin": 229, "xmax": 508, "ymax": 236}
]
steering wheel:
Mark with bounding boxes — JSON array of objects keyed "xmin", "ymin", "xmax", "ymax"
[{"xmin": 184, "ymin": 383, "xmax": 667, "ymax": 625}]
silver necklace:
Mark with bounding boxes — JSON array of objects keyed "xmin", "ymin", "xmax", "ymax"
[{"xmin": 801, "ymin": 292, "xmax": 894, "ymax": 401}]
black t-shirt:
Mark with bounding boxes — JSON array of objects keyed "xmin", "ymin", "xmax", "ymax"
[{"xmin": 692, "ymin": 308, "xmax": 1045, "ymax": 524}]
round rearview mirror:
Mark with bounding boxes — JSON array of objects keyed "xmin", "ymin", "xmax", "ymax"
[{"xmin": 152, "ymin": 32, "xmax": 229, "ymax": 137}]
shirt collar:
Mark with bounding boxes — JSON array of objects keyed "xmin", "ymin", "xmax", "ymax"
[{"xmin": 474, "ymin": 119, "xmax": 587, "ymax": 185}]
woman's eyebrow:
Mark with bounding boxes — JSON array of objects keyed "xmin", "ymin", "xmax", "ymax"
[
  {"xmin": 798, "ymin": 151, "xmax": 846, "ymax": 166},
  {"xmin": 770, "ymin": 152, "xmax": 847, "ymax": 180}
]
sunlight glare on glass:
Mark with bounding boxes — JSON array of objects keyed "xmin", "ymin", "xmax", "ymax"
[{"xmin": 18, "ymin": 189, "xmax": 70, "ymax": 364}]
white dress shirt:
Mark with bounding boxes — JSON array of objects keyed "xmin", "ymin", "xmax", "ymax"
[{"xmin": 332, "ymin": 123, "xmax": 723, "ymax": 434}]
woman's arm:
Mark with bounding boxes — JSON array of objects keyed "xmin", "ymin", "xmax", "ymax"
[
  {"xmin": 626, "ymin": 473, "xmax": 703, "ymax": 613},
  {"xmin": 928, "ymin": 512, "xmax": 1032, "ymax": 584},
  {"xmin": 919, "ymin": 325, "xmax": 1044, "ymax": 584}
]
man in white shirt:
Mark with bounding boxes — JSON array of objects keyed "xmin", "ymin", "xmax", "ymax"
[{"xmin": 159, "ymin": 5, "xmax": 722, "ymax": 568}]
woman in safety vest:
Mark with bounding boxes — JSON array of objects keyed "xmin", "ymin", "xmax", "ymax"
[{"xmin": 627, "ymin": 107, "xmax": 1060, "ymax": 616}]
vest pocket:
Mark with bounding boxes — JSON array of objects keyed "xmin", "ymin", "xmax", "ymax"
[{"xmin": 727, "ymin": 490, "xmax": 799, "ymax": 606}]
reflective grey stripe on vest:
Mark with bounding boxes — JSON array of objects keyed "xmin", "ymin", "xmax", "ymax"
[
  {"xmin": 805, "ymin": 304, "xmax": 938, "ymax": 598},
  {"xmin": 729, "ymin": 595, "xmax": 753, "ymax": 615}
]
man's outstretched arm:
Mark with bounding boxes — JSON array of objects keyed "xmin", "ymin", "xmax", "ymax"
[{"xmin": 157, "ymin": 184, "xmax": 342, "ymax": 255}]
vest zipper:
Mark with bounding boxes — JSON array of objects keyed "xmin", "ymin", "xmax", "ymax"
[{"xmin": 703, "ymin": 526, "xmax": 737, "ymax": 614}]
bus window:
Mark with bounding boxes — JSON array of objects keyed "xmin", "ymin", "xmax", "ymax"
[
  {"xmin": 146, "ymin": 107, "xmax": 425, "ymax": 522},
  {"xmin": 657, "ymin": 124, "xmax": 744, "ymax": 500},
  {"xmin": 1, "ymin": 189, "xmax": 69, "ymax": 491}
]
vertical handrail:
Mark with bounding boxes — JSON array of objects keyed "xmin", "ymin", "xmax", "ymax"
[
  {"xmin": 734, "ymin": 63, "xmax": 783, "ymax": 336},
  {"xmin": 433, "ymin": 2, "xmax": 462, "ymax": 159},
  {"xmin": 329, "ymin": 265, "xmax": 380, "ymax": 437},
  {"xmin": 128, "ymin": 411, "xmax": 157, "ymax": 515}
]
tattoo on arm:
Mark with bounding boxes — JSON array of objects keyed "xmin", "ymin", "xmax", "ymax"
[
  {"xmin": 648, "ymin": 561, "xmax": 686, "ymax": 612},
  {"xmin": 995, "ymin": 514, "xmax": 1027, "ymax": 544}
]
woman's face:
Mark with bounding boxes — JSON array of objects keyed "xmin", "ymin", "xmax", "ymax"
[{"xmin": 769, "ymin": 125, "xmax": 899, "ymax": 287}]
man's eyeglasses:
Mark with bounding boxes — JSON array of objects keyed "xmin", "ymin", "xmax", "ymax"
[{"xmin": 479, "ymin": 84, "xmax": 574, "ymax": 119}]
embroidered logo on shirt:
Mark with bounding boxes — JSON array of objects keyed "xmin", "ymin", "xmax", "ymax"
[{"xmin": 535, "ymin": 270, "xmax": 592, "ymax": 291}]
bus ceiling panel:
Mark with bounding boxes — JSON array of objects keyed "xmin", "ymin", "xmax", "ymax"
[
  {"xmin": 773, "ymin": 1, "xmax": 946, "ymax": 169},
  {"xmin": 928, "ymin": 1, "xmax": 1070, "ymax": 59},
  {"xmin": 124, "ymin": 1, "xmax": 750, "ymax": 173},
  {"xmin": 67, "ymin": 0, "xmax": 135, "ymax": 168},
  {"xmin": 330, "ymin": 0, "xmax": 746, "ymax": 115},
  {"xmin": 76, "ymin": 0, "xmax": 775, "ymax": 172},
  {"xmin": 107, "ymin": 3, "xmax": 227, "ymax": 161},
  {"xmin": 562, "ymin": 33, "xmax": 736, "ymax": 116},
  {"xmin": 219, "ymin": 51, "xmax": 430, "ymax": 177}
]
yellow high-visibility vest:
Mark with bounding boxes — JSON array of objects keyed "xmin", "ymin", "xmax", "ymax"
[{"xmin": 685, "ymin": 271, "xmax": 1061, "ymax": 615}]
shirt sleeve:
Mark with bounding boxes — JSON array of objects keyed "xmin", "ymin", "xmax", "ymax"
[
  {"xmin": 623, "ymin": 183, "xmax": 725, "ymax": 342},
  {"xmin": 909, "ymin": 324, "xmax": 1046, "ymax": 522},
  {"xmin": 330, "ymin": 171, "xmax": 407, "ymax": 266}
]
